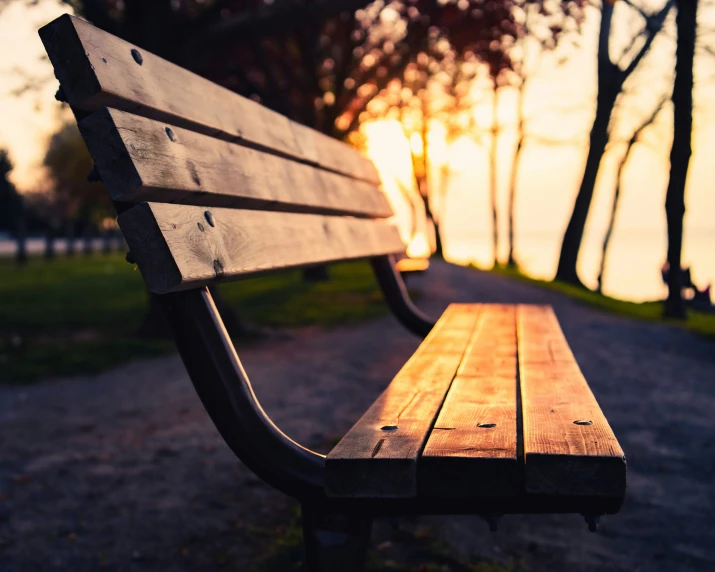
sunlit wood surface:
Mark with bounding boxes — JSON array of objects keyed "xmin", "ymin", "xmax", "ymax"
[{"xmin": 326, "ymin": 303, "xmax": 626, "ymax": 501}]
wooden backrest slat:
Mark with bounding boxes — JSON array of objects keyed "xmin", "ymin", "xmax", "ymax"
[
  {"xmin": 79, "ymin": 109, "xmax": 392, "ymax": 218},
  {"xmin": 39, "ymin": 14, "xmax": 380, "ymax": 185},
  {"xmin": 119, "ymin": 203, "xmax": 405, "ymax": 294}
]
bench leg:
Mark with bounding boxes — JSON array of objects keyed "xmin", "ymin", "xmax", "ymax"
[{"xmin": 302, "ymin": 505, "xmax": 372, "ymax": 572}]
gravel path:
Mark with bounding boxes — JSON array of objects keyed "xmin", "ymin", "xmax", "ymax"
[{"xmin": 2, "ymin": 260, "xmax": 714, "ymax": 571}]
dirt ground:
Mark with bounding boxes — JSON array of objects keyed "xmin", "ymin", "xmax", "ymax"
[{"xmin": 2, "ymin": 260, "xmax": 714, "ymax": 571}]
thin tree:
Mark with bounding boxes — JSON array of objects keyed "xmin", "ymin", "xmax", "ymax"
[
  {"xmin": 663, "ymin": 0, "xmax": 697, "ymax": 319},
  {"xmin": 596, "ymin": 95, "xmax": 668, "ymax": 292},
  {"xmin": 506, "ymin": 1, "xmax": 587, "ymax": 267},
  {"xmin": 466, "ymin": 0, "xmax": 588, "ymax": 267},
  {"xmin": 556, "ymin": 0, "xmax": 673, "ymax": 286}
]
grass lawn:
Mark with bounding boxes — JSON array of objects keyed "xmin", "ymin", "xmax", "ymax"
[
  {"xmin": 491, "ymin": 265, "xmax": 715, "ymax": 337},
  {"xmin": 0, "ymin": 253, "xmax": 394, "ymax": 383}
]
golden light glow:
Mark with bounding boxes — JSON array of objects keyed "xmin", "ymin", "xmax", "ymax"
[{"xmin": 1, "ymin": 3, "xmax": 714, "ymax": 303}]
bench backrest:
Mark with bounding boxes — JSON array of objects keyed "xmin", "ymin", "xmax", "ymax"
[{"xmin": 40, "ymin": 15, "xmax": 405, "ymax": 294}]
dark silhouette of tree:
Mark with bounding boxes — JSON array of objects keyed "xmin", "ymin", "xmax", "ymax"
[
  {"xmin": 596, "ymin": 95, "xmax": 668, "ymax": 293},
  {"xmin": 0, "ymin": 150, "xmax": 27, "ymax": 265},
  {"xmin": 555, "ymin": 0, "xmax": 673, "ymax": 286},
  {"xmin": 0, "ymin": 149, "xmax": 17, "ymax": 234},
  {"xmin": 664, "ymin": 0, "xmax": 697, "ymax": 319}
]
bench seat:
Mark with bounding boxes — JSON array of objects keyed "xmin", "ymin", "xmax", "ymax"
[{"xmin": 327, "ymin": 304, "xmax": 626, "ymax": 512}]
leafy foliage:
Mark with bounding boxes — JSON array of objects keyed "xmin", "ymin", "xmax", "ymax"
[{"xmin": 42, "ymin": 121, "xmax": 111, "ymax": 223}]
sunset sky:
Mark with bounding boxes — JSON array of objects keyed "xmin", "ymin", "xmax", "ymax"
[{"xmin": 1, "ymin": 0, "xmax": 714, "ymax": 302}]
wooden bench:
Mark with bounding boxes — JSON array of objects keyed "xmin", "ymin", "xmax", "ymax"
[{"xmin": 41, "ymin": 15, "xmax": 626, "ymax": 571}]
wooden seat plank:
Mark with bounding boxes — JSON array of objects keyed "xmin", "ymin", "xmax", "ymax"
[
  {"xmin": 419, "ymin": 305, "xmax": 519, "ymax": 497},
  {"xmin": 118, "ymin": 203, "xmax": 405, "ymax": 294},
  {"xmin": 78, "ymin": 109, "xmax": 392, "ymax": 218},
  {"xmin": 325, "ymin": 305, "xmax": 481, "ymax": 498},
  {"xmin": 517, "ymin": 305, "xmax": 626, "ymax": 497},
  {"xmin": 39, "ymin": 15, "xmax": 380, "ymax": 185}
]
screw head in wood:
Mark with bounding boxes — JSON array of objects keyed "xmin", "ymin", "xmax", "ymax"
[
  {"xmin": 381, "ymin": 425, "xmax": 398, "ymax": 432},
  {"xmin": 165, "ymin": 127, "xmax": 176, "ymax": 141},
  {"xmin": 478, "ymin": 422, "xmax": 496, "ymax": 428},
  {"xmin": 204, "ymin": 211, "xmax": 215, "ymax": 227},
  {"xmin": 131, "ymin": 49, "xmax": 143, "ymax": 65},
  {"xmin": 574, "ymin": 420, "xmax": 593, "ymax": 426}
]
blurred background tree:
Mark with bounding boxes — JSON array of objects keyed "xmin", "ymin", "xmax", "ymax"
[
  {"xmin": 555, "ymin": 0, "xmax": 673, "ymax": 286},
  {"xmin": 664, "ymin": 0, "xmax": 697, "ymax": 318},
  {"xmin": 0, "ymin": 149, "xmax": 28, "ymax": 264},
  {"xmin": 42, "ymin": 121, "xmax": 112, "ymax": 253}
]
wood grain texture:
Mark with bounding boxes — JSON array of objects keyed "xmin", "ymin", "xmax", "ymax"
[
  {"xmin": 118, "ymin": 203, "xmax": 405, "ymax": 294},
  {"xmin": 325, "ymin": 305, "xmax": 481, "ymax": 498},
  {"xmin": 419, "ymin": 305, "xmax": 519, "ymax": 497},
  {"xmin": 78, "ymin": 109, "xmax": 392, "ymax": 218},
  {"xmin": 517, "ymin": 305, "xmax": 626, "ymax": 497},
  {"xmin": 39, "ymin": 14, "xmax": 379, "ymax": 184}
]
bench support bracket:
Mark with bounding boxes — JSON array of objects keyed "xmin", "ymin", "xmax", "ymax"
[
  {"xmin": 158, "ymin": 288, "xmax": 326, "ymax": 500},
  {"xmin": 371, "ymin": 255, "xmax": 435, "ymax": 337}
]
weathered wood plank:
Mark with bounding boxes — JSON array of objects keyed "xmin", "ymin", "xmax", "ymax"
[
  {"xmin": 325, "ymin": 305, "xmax": 481, "ymax": 498},
  {"xmin": 517, "ymin": 305, "xmax": 626, "ymax": 497},
  {"xmin": 118, "ymin": 203, "xmax": 405, "ymax": 294},
  {"xmin": 419, "ymin": 305, "xmax": 519, "ymax": 497},
  {"xmin": 39, "ymin": 14, "xmax": 379, "ymax": 184},
  {"xmin": 78, "ymin": 109, "xmax": 392, "ymax": 218}
]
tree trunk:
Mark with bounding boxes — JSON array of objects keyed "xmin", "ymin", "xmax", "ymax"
[
  {"xmin": 420, "ymin": 98, "xmax": 442, "ymax": 258},
  {"xmin": 507, "ymin": 78, "xmax": 526, "ymax": 268},
  {"xmin": 83, "ymin": 223, "xmax": 94, "ymax": 255},
  {"xmin": 664, "ymin": 0, "xmax": 696, "ymax": 319},
  {"xmin": 597, "ymin": 154, "xmax": 627, "ymax": 293},
  {"xmin": 556, "ymin": 1, "xmax": 671, "ymax": 286},
  {"xmin": 65, "ymin": 219, "xmax": 76, "ymax": 256},
  {"xmin": 556, "ymin": 3, "xmax": 614, "ymax": 286},
  {"xmin": 102, "ymin": 229, "xmax": 112, "ymax": 254},
  {"xmin": 489, "ymin": 79, "xmax": 499, "ymax": 267},
  {"xmin": 44, "ymin": 227, "xmax": 56, "ymax": 260},
  {"xmin": 14, "ymin": 206, "xmax": 27, "ymax": 265},
  {"xmin": 555, "ymin": 79, "xmax": 618, "ymax": 286}
]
